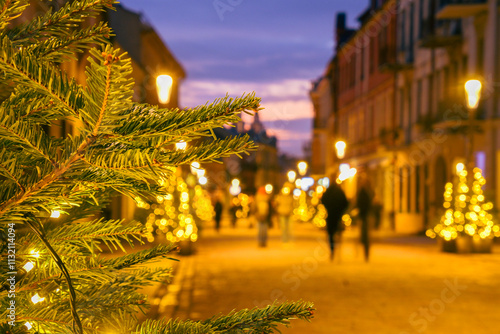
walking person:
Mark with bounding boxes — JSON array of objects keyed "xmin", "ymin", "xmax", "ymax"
[
  {"xmin": 213, "ymin": 193, "xmax": 223, "ymax": 232},
  {"xmin": 253, "ymin": 186, "xmax": 270, "ymax": 247},
  {"xmin": 321, "ymin": 177, "xmax": 349, "ymax": 261},
  {"xmin": 275, "ymin": 184, "xmax": 294, "ymax": 243},
  {"xmin": 356, "ymin": 173, "xmax": 374, "ymax": 262}
]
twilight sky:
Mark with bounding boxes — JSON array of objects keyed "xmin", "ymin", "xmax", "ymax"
[{"xmin": 118, "ymin": 0, "xmax": 368, "ymax": 157}]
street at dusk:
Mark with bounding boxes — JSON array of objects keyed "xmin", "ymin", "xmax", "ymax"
[
  {"xmin": 2, "ymin": 0, "xmax": 500, "ymax": 333},
  {"xmin": 143, "ymin": 219, "xmax": 500, "ymax": 334}
]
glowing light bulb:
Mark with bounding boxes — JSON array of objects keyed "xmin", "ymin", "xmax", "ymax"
[
  {"xmin": 31, "ymin": 293, "xmax": 45, "ymax": 304},
  {"xmin": 23, "ymin": 261, "xmax": 35, "ymax": 272}
]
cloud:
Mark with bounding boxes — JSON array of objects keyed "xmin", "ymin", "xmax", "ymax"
[{"xmin": 181, "ymin": 78, "xmax": 313, "ymax": 116}]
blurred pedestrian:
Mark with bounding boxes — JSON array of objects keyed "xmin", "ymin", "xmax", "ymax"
[
  {"xmin": 321, "ymin": 177, "xmax": 349, "ymax": 261},
  {"xmin": 213, "ymin": 192, "xmax": 223, "ymax": 232},
  {"xmin": 275, "ymin": 184, "xmax": 294, "ymax": 243},
  {"xmin": 253, "ymin": 186, "xmax": 270, "ymax": 247},
  {"xmin": 356, "ymin": 173, "xmax": 374, "ymax": 262},
  {"xmin": 229, "ymin": 196, "xmax": 240, "ymax": 228}
]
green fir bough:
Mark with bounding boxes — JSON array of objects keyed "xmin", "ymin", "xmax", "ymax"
[{"xmin": 0, "ymin": 1, "xmax": 314, "ymax": 333}]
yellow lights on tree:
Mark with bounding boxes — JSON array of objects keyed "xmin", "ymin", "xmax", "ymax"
[
  {"xmin": 175, "ymin": 141, "xmax": 187, "ymax": 150},
  {"xmin": 198, "ymin": 176, "xmax": 208, "ymax": 185},
  {"xmin": 156, "ymin": 74, "xmax": 173, "ymax": 104},
  {"xmin": 50, "ymin": 210, "xmax": 60, "ymax": 218},
  {"xmin": 30, "ymin": 249, "xmax": 40, "ymax": 258},
  {"xmin": 23, "ymin": 261, "xmax": 35, "ymax": 273},
  {"xmin": 287, "ymin": 170, "xmax": 296, "ymax": 183},
  {"xmin": 428, "ymin": 167, "xmax": 499, "ymax": 244},
  {"xmin": 190, "ymin": 161, "xmax": 200, "ymax": 174},
  {"xmin": 195, "ymin": 168, "xmax": 206, "ymax": 178},
  {"xmin": 297, "ymin": 161, "xmax": 308, "ymax": 176},
  {"xmin": 335, "ymin": 140, "xmax": 346, "ymax": 159},
  {"xmin": 265, "ymin": 184, "xmax": 273, "ymax": 194},
  {"xmin": 31, "ymin": 293, "xmax": 45, "ymax": 304},
  {"xmin": 464, "ymin": 79, "xmax": 482, "ymax": 110}
]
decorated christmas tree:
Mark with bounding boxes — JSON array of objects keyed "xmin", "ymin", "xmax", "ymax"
[
  {"xmin": 135, "ymin": 168, "xmax": 214, "ymax": 245},
  {"xmin": 427, "ymin": 166, "xmax": 499, "ymax": 244},
  {"xmin": 0, "ymin": 1, "xmax": 314, "ymax": 333}
]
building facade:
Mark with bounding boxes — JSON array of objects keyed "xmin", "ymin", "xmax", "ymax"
[{"xmin": 312, "ymin": 0, "xmax": 500, "ymax": 233}]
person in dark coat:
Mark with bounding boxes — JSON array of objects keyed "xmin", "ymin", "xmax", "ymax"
[
  {"xmin": 213, "ymin": 191, "xmax": 223, "ymax": 232},
  {"xmin": 356, "ymin": 173, "xmax": 374, "ymax": 262},
  {"xmin": 214, "ymin": 199, "xmax": 223, "ymax": 232},
  {"xmin": 321, "ymin": 178, "xmax": 349, "ymax": 261}
]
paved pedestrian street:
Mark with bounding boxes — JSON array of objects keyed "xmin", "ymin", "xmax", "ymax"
[{"xmin": 147, "ymin": 221, "xmax": 500, "ymax": 334}]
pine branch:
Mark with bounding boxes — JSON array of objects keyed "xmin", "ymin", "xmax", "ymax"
[
  {"xmin": 25, "ymin": 217, "xmax": 84, "ymax": 334},
  {"xmin": 134, "ymin": 301, "xmax": 315, "ymax": 334},
  {"xmin": 0, "ymin": 0, "xmax": 29, "ymax": 31},
  {"xmin": 28, "ymin": 22, "xmax": 112, "ymax": 62},
  {"xmin": 204, "ymin": 300, "xmax": 315, "ymax": 333},
  {"xmin": 135, "ymin": 319, "xmax": 214, "ymax": 334},
  {"xmin": 0, "ymin": 36, "xmax": 86, "ymax": 121},
  {"xmin": 103, "ymin": 244, "xmax": 179, "ymax": 270},
  {"xmin": 114, "ymin": 93, "xmax": 261, "ymax": 145},
  {"xmin": 83, "ymin": 135, "xmax": 256, "ymax": 184},
  {"xmin": 82, "ymin": 46, "xmax": 134, "ymax": 135},
  {"xmin": 6, "ymin": 0, "xmax": 116, "ymax": 44}
]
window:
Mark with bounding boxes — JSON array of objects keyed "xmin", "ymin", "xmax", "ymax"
[
  {"xmin": 417, "ymin": 79, "xmax": 422, "ymax": 119},
  {"xmin": 399, "ymin": 168, "xmax": 403, "ymax": 212},
  {"xmin": 407, "ymin": 166, "xmax": 411, "ymax": 212},
  {"xmin": 361, "ymin": 45, "xmax": 365, "ymax": 80},
  {"xmin": 370, "ymin": 37, "xmax": 376, "ymax": 73},
  {"xmin": 415, "ymin": 165, "xmax": 420, "ymax": 213},
  {"xmin": 400, "ymin": 9, "xmax": 406, "ymax": 52}
]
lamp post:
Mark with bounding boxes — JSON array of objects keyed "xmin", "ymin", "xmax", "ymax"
[
  {"xmin": 464, "ymin": 79, "xmax": 482, "ymax": 171},
  {"xmin": 156, "ymin": 74, "xmax": 173, "ymax": 105}
]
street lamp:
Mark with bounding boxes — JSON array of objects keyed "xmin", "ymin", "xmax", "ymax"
[
  {"xmin": 156, "ymin": 74, "xmax": 173, "ymax": 105},
  {"xmin": 464, "ymin": 79, "xmax": 482, "ymax": 170},
  {"xmin": 465, "ymin": 80, "xmax": 482, "ymax": 110},
  {"xmin": 229, "ymin": 178, "xmax": 241, "ymax": 196},
  {"xmin": 287, "ymin": 170, "xmax": 296, "ymax": 183},
  {"xmin": 297, "ymin": 161, "xmax": 308, "ymax": 176},
  {"xmin": 335, "ymin": 140, "xmax": 346, "ymax": 159}
]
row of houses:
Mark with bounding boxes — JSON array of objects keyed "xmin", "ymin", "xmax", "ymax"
[{"xmin": 310, "ymin": 0, "xmax": 500, "ymax": 233}]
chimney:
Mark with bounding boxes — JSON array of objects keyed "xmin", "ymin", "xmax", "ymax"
[{"xmin": 335, "ymin": 12, "xmax": 347, "ymax": 46}]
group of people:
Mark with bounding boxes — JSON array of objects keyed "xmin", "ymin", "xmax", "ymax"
[
  {"xmin": 211, "ymin": 172, "xmax": 376, "ymax": 259},
  {"xmin": 211, "ymin": 184, "xmax": 295, "ymax": 247},
  {"xmin": 321, "ymin": 172, "xmax": 373, "ymax": 262}
]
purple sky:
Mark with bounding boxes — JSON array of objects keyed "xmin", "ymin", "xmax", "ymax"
[{"xmin": 118, "ymin": 0, "xmax": 368, "ymax": 157}]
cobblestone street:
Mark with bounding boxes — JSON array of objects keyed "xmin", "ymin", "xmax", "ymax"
[{"xmin": 148, "ymin": 220, "xmax": 500, "ymax": 333}]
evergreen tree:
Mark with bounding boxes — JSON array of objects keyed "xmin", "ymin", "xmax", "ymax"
[{"xmin": 0, "ymin": 1, "xmax": 314, "ymax": 333}]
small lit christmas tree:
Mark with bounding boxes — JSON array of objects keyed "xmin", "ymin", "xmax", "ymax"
[
  {"xmin": 427, "ymin": 167, "xmax": 499, "ymax": 246},
  {"xmin": 136, "ymin": 169, "xmax": 211, "ymax": 245}
]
